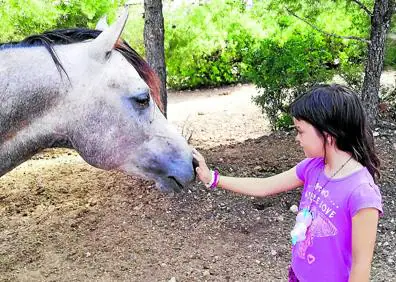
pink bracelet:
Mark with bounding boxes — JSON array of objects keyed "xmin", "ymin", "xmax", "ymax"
[{"xmin": 209, "ymin": 169, "xmax": 220, "ymax": 190}]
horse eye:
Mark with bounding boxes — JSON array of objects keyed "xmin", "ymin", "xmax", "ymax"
[{"xmin": 131, "ymin": 92, "xmax": 150, "ymax": 108}]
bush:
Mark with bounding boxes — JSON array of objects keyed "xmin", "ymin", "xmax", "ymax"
[
  {"xmin": 164, "ymin": 0, "xmax": 263, "ymax": 89},
  {"xmin": 244, "ymin": 33, "xmax": 336, "ymax": 129}
]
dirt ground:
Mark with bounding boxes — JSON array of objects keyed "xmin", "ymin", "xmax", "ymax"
[{"xmin": 0, "ymin": 84, "xmax": 395, "ymax": 282}]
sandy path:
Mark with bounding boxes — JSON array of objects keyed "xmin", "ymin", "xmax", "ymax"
[{"xmin": 168, "ymin": 84, "xmax": 270, "ymax": 148}]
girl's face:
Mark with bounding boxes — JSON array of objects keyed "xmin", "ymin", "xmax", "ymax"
[{"xmin": 293, "ymin": 118, "xmax": 325, "ymax": 158}]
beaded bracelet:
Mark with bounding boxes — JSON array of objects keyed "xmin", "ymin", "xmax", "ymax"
[{"xmin": 205, "ymin": 169, "xmax": 220, "ymax": 189}]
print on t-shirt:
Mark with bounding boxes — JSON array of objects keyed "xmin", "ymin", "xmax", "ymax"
[{"xmin": 296, "ymin": 182, "xmax": 338, "ymax": 262}]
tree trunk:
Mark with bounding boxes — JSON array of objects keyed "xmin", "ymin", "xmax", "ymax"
[
  {"xmin": 143, "ymin": 0, "xmax": 167, "ymax": 117},
  {"xmin": 361, "ymin": 0, "xmax": 394, "ymax": 127}
]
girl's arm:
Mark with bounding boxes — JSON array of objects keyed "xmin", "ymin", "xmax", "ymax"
[
  {"xmin": 349, "ymin": 208, "xmax": 379, "ymax": 282},
  {"xmin": 216, "ymin": 168, "xmax": 303, "ymax": 197},
  {"xmin": 193, "ymin": 148, "xmax": 303, "ymax": 197}
]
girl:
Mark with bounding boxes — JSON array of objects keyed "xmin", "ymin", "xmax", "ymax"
[{"xmin": 193, "ymin": 84, "xmax": 382, "ymax": 282}]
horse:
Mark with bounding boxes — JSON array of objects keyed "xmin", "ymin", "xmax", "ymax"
[{"xmin": 0, "ymin": 10, "xmax": 195, "ymax": 192}]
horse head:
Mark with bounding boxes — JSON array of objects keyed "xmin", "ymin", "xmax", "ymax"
[{"xmin": 0, "ymin": 9, "xmax": 195, "ymax": 192}]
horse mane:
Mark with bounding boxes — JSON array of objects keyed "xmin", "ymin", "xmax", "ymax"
[{"xmin": 0, "ymin": 29, "xmax": 163, "ymax": 113}]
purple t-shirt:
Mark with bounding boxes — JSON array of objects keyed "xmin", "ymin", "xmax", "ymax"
[{"xmin": 292, "ymin": 158, "xmax": 382, "ymax": 282}]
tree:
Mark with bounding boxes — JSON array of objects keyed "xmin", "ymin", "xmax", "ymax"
[
  {"xmin": 143, "ymin": 0, "xmax": 167, "ymax": 117},
  {"xmin": 361, "ymin": 0, "xmax": 394, "ymax": 126}
]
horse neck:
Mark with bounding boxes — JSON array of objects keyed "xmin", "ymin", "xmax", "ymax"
[{"xmin": 0, "ymin": 46, "xmax": 69, "ymax": 176}]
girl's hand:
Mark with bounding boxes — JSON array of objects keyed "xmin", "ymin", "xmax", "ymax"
[{"xmin": 192, "ymin": 148, "xmax": 212, "ymax": 184}]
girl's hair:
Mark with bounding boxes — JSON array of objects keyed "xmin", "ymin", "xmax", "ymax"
[{"xmin": 290, "ymin": 84, "xmax": 380, "ymax": 180}]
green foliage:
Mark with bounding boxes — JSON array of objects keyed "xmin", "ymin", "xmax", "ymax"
[
  {"xmin": 241, "ymin": 0, "xmax": 370, "ymax": 128},
  {"xmin": 384, "ymin": 39, "xmax": 396, "ymax": 69},
  {"xmin": 245, "ymin": 33, "xmax": 337, "ymax": 128},
  {"xmin": 118, "ymin": 5, "xmax": 145, "ymax": 56},
  {"xmin": 0, "ymin": 0, "xmax": 124, "ymax": 43},
  {"xmin": 164, "ymin": 0, "xmax": 264, "ymax": 89},
  {"xmin": 275, "ymin": 113, "xmax": 294, "ymax": 130},
  {"xmin": 0, "ymin": 0, "xmax": 60, "ymax": 42},
  {"xmin": 56, "ymin": 0, "xmax": 124, "ymax": 29},
  {"xmin": 162, "ymin": 0, "xmax": 370, "ymax": 128}
]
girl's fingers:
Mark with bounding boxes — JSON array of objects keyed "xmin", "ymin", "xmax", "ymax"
[
  {"xmin": 192, "ymin": 147, "xmax": 203, "ymax": 158},
  {"xmin": 192, "ymin": 147, "xmax": 211, "ymax": 182},
  {"xmin": 192, "ymin": 153, "xmax": 204, "ymax": 164}
]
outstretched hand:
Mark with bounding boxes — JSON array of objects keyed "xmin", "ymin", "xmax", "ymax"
[{"xmin": 192, "ymin": 148, "xmax": 212, "ymax": 184}]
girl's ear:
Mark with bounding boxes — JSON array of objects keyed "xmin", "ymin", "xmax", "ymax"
[{"xmin": 324, "ymin": 132, "xmax": 334, "ymax": 146}]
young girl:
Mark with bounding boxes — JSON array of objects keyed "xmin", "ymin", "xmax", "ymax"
[{"xmin": 193, "ymin": 84, "xmax": 382, "ymax": 282}]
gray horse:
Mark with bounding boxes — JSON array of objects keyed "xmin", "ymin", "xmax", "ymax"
[{"xmin": 0, "ymin": 10, "xmax": 195, "ymax": 192}]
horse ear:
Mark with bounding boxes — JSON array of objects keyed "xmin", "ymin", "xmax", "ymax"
[
  {"xmin": 89, "ymin": 7, "xmax": 129, "ymax": 61},
  {"xmin": 95, "ymin": 15, "xmax": 109, "ymax": 31}
]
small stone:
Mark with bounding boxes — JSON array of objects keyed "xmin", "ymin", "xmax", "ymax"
[
  {"xmin": 133, "ymin": 203, "xmax": 143, "ymax": 210},
  {"xmin": 255, "ymin": 260, "xmax": 261, "ymax": 264},
  {"xmin": 271, "ymin": 250, "xmax": 277, "ymax": 256},
  {"xmin": 88, "ymin": 199, "xmax": 97, "ymax": 206},
  {"xmin": 254, "ymin": 166, "xmax": 262, "ymax": 171},
  {"xmin": 203, "ymin": 270, "xmax": 210, "ymax": 276},
  {"xmin": 86, "ymin": 252, "xmax": 91, "ymax": 257},
  {"xmin": 373, "ymin": 131, "xmax": 379, "ymax": 137},
  {"xmin": 168, "ymin": 277, "xmax": 177, "ymax": 282},
  {"xmin": 290, "ymin": 205, "xmax": 299, "ymax": 214},
  {"xmin": 388, "ymin": 258, "xmax": 394, "ymax": 264}
]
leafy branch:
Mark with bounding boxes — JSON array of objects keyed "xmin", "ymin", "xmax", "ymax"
[
  {"xmin": 350, "ymin": 0, "xmax": 372, "ymax": 16},
  {"xmin": 285, "ymin": 7, "xmax": 371, "ymax": 44}
]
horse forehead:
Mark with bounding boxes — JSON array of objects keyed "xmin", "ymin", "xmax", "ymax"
[
  {"xmin": 57, "ymin": 45, "xmax": 143, "ymax": 85},
  {"xmin": 101, "ymin": 55, "xmax": 149, "ymax": 91},
  {"xmin": 57, "ymin": 44, "xmax": 135, "ymax": 73},
  {"xmin": 107, "ymin": 52, "xmax": 141, "ymax": 78}
]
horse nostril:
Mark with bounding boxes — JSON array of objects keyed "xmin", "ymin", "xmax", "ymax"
[{"xmin": 192, "ymin": 158, "xmax": 199, "ymax": 177}]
